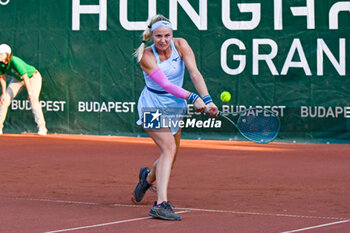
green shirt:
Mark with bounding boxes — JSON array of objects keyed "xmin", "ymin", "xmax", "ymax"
[{"xmin": 0, "ymin": 56, "xmax": 37, "ymax": 81}]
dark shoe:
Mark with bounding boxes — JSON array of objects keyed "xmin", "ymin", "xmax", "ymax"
[
  {"xmin": 133, "ymin": 167, "xmax": 151, "ymax": 202},
  {"xmin": 149, "ymin": 201, "xmax": 182, "ymax": 221}
]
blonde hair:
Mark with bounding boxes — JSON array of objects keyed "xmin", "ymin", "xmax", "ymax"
[{"xmin": 134, "ymin": 14, "xmax": 171, "ymax": 62}]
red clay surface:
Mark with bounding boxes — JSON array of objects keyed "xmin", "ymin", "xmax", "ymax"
[{"xmin": 0, "ymin": 133, "xmax": 349, "ymax": 233}]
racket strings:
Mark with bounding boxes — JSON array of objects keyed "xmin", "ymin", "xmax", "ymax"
[{"xmin": 237, "ymin": 111, "xmax": 280, "ymax": 143}]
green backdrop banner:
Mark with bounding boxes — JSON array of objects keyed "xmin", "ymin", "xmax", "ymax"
[{"xmin": 0, "ymin": 0, "xmax": 349, "ymax": 142}]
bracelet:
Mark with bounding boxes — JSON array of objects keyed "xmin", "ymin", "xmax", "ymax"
[
  {"xmin": 188, "ymin": 92, "xmax": 199, "ymax": 104},
  {"xmin": 202, "ymin": 95, "xmax": 213, "ymax": 104}
]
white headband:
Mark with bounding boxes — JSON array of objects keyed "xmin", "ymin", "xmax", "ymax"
[{"xmin": 151, "ymin": 21, "xmax": 173, "ymax": 32}]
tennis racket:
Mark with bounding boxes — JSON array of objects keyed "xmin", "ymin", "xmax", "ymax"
[{"xmin": 218, "ymin": 107, "xmax": 280, "ymax": 143}]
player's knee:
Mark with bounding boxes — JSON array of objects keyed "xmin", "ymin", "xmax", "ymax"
[
  {"xmin": 161, "ymin": 143, "xmax": 176, "ymax": 158},
  {"xmin": 169, "ymin": 143, "xmax": 176, "ymax": 157}
]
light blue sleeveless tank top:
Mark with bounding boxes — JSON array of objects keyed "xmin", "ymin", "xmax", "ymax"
[{"xmin": 143, "ymin": 40, "xmax": 185, "ymax": 92}]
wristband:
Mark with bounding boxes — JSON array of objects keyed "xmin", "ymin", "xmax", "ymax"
[
  {"xmin": 202, "ymin": 95, "xmax": 213, "ymax": 104},
  {"xmin": 188, "ymin": 92, "xmax": 199, "ymax": 104}
]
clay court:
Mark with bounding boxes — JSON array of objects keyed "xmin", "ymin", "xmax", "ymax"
[{"xmin": 0, "ymin": 134, "xmax": 349, "ymax": 233}]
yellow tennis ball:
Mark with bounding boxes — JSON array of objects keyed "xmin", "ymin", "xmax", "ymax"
[{"xmin": 220, "ymin": 91, "xmax": 231, "ymax": 102}]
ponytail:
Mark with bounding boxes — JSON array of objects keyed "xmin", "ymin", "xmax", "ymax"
[{"xmin": 134, "ymin": 24, "xmax": 152, "ymax": 62}]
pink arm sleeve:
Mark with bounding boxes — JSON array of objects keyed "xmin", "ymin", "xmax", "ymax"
[{"xmin": 148, "ymin": 67, "xmax": 189, "ymax": 99}]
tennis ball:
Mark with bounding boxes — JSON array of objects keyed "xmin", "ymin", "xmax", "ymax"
[{"xmin": 220, "ymin": 91, "xmax": 231, "ymax": 102}]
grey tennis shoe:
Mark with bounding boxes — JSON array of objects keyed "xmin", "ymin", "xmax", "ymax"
[
  {"xmin": 133, "ymin": 166, "xmax": 152, "ymax": 202},
  {"xmin": 149, "ymin": 201, "xmax": 182, "ymax": 221}
]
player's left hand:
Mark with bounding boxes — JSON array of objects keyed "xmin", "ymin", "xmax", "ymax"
[
  {"xmin": 193, "ymin": 97, "xmax": 206, "ymax": 113},
  {"xmin": 206, "ymin": 102, "xmax": 219, "ymax": 117}
]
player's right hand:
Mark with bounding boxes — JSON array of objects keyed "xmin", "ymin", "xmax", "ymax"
[{"xmin": 206, "ymin": 102, "xmax": 219, "ymax": 117}]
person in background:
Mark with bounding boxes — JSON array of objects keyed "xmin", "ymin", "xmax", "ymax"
[{"xmin": 0, "ymin": 44, "xmax": 47, "ymax": 135}]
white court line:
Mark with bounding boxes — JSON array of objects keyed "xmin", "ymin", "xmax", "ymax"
[
  {"xmin": 15, "ymin": 198, "xmax": 101, "ymax": 206},
  {"xmin": 280, "ymin": 219, "xmax": 350, "ymax": 233},
  {"xmin": 14, "ymin": 197, "xmax": 147, "ymax": 208},
  {"xmin": 44, "ymin": 211, "xmax": 190, "ymax": 233},
  {"xmin": 176, "ymin": 207, "xmax": 348, "ymax": 221},
  {"xmin": 12, "ymin": 197, "xmax": 348, "ymax": 221},
  {"xmin": 8, "ymin": 197, "xmax": 350, "ymax": 232}
]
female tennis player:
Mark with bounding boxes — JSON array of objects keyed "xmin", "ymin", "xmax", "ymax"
[
  {"xmin": 133, "ymin": 14, "xmax": 218, "ymax": 221},
  {"xmin": 0, "ymin": 44, "xmax": 47, "ymax": 135}
]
